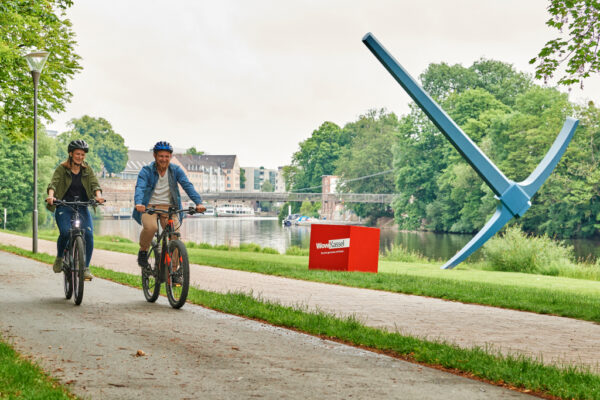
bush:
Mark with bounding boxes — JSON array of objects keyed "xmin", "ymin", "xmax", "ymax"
[
  {"xmin": 285, "ymin": 246, "xmax": 310, "ymax": 256},
  {"xmin": 482, "ymin": 227, "xmax": 574, "ymax": 275},
  {"xmin": 260, "ymin": 247, "xmax": 279, "ymax": 254},
  {"xmin": 239, "ymin": 243, "xmax": 261, "ymax": 252},
  {"xmin": 380, "ymin": 244, "xmax": 428, "ymax": 263}
]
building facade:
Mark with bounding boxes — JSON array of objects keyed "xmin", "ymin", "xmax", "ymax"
[{"xmin": 240, "ymin": 166, "xmax": 285, "ymax": 192}]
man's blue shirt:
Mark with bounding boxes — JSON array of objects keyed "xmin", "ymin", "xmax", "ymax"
[{"xmin": 132, "ymin": 162, "xmax": 202, "ymax": 224}]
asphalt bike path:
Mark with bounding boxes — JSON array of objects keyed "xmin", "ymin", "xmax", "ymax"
[
  {"xmin": 1, "ymin": 231, "xmax": 598, "ymax": 373},
  {"xmin": 0, "ymin": 251, "xmax": 531, "ymax": 399}
]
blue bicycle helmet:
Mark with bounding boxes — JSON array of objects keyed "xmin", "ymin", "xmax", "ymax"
[{"xmin": 152, "ymin": 141, "xmax": 173, "ymax": 153}]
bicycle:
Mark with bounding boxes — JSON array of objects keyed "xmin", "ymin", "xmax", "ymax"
[
  {"xmin": 141, "ymin": 206, "xmax": 199, "ymax": 309},
  {"xmin": 53, "ymin": 198, "xmax": 100, "ymax": 306}
]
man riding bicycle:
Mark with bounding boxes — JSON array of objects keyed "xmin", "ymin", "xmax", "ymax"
[
  {"xmin": 46, "ymin": 140, "xmax": 105, "ymax": 280},
  {"xmin": 133, "ymin": 141, "xmax": 206, "ymax": 274}
]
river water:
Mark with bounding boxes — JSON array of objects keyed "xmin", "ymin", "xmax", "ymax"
[{"xmin": 96, "ymin": 217, "xmax": 600, "ymax": 261}]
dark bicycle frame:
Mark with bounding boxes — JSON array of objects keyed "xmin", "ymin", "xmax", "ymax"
[
  {"xmin": 53, "ymin": 197, "xmax": 99, "ymax": 305},
  {"xmin": 145, "ymin": 206, "xmax": 197, "ymax": 283}
]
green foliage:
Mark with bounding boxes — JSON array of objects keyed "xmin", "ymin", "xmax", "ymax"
[
  {"xmin": 286, "ymin": 121, "xmax": 351, "ymax": 192},
  {"xmin": 185, "ymin": 146, "xmax": 203, "ymax": 155},
  {"xmin": 285, "ymin": 246, "xmax": 310, "ymax": 256},
  {"xmin": 531, "ymin": 1, "xmax": 600, "ymax": 86},
  {"xmin": 0, "ymin": 130, "xmax": 57, "ymax": 230},
  {"xmin": 392, "ymin": 58, "xmax": 600, "ymax": 239},
  {"xmin": 0, "ymin": 0, "xmax": 81, "ymax": 141},
  {"xmin": 299, "ymin": 201, "xmax": 320, "ymax": 218},
  {"xmin": 240, "ymin": 168, "xmax": 246, "ymax": 189},
  {"xmin": 57, "ymin": 115, "xmax": 127, "ymax": 174},
  {"xmin": 380, "ymin": 244, "xmax": 428, "ymax": 263},
  {"xmin": 483, "ymin": 227, "xmax": 574, "ymax": 275},
  {"xmin": 335, "ymin": 109, "xmax": 396, "ymax": 221}
]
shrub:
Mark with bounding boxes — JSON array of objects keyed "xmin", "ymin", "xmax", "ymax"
[
  {"xmin": 260, "ymin": 247, "xmax": 279, "ymax": 254},
  {"xmin": 380, "ymin": 244, "xmax": 428, "ymax": 263},
  {"xmin": 285, "ymin": 246, "xmax": 310, "ymax": 256},
  {"xmin": 239, "ymin": 243, "xmax": 261, "ymax": 252},
  {"xmin": 482, "ymin": 227, "xmax": 574, "ymax": 275}
]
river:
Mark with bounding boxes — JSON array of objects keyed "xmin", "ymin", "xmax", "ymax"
[{"xmin": 95, "ymin": 217, "xmax": 600, "ymax": 261}]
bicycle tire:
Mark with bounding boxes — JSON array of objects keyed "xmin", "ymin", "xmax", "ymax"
[
  {"xmin": 142, "ymin": 241, "xmax": 161, "ymax": 302},
  {"xmin": 165, "ymin": 240, "xmax": 189, "ymax": 309},
  {"xmin": 63, "ymin": 254, "xmax": 73, "ymax": 299},
  {"xmin": 72, "ymin": 236, "xmax": 85, "ymax": 305}
]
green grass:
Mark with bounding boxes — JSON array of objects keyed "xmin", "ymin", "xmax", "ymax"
[
  {"xmin": 82, "ymin": 239, "xmax": 600, "ymax": 323},
  {"xmin": 1, "ymin": 244, "xmax": 598, "ymax": 400},
  {"xmin": 5, "ymin": 229, "xmax": 600, "ymax": 322},
  {"xmin": 0, "ymin": 338, "xmax": 76, "ymax": 399}
]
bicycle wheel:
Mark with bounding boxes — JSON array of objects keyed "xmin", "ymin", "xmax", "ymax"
[
  {"xmin": 72, "ymin": 236, "xmax": 86, "ymax": 305},
  {"xmin": 142, "ymin": 241, "xmax": 161, "ymax": 302},
  {"xmin": 165, "ymin": 240, "xmax": 189, "ymax": 309},
  {"xmin": 63, "ymin": 254, "xmax": 73, "ymax": 300}
]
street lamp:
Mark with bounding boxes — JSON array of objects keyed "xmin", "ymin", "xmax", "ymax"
[{"xmin": 24, "ymin": 49, "xmax": 50, "ymax": 254}]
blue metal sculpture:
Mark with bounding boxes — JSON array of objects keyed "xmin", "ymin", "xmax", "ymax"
[{"xmin": 362, "ymin": 32, "xmax": 579, "ymax": 269}]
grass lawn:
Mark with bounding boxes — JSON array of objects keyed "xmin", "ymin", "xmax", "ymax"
[
  {"xmin": 1, "ymin": 244, "xmax": 599, "ymax": 400},
  {"xmin": 6, "ymin": 229, "xmax": 600, "ymax": 323}
]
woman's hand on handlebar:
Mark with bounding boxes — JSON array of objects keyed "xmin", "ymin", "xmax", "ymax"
[
  {"xmin": 195, "ymin": 204, "xmax": 206, "ymax": 213},
  {"xmin": 45, "ymin": 196, "xmax": 56, "ymax": 205},
  {"xmin": 95, "ymin": 195, "xmax": 105, "ymax": 204},
  {"xmin": 136, "ymin": 204, "xmax": 146, "ymax": 213}
]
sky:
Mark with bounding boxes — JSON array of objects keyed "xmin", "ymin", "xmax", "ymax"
[{"xmin": 46, "ymin": 0, "xmax": 600, "ymax": 169}]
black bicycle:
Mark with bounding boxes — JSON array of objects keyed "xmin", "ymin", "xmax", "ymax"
[
  {"xmin": 142, "ymin": 206, "xmax": 199, "ymax": 309},
  {"xmin": 54, "ymin": 198, "xmax": 99, "ymax": 305}
]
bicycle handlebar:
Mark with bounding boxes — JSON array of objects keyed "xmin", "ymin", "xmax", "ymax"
[
  {"xmin": 53, "ymin": 199, "xmax": 102, "ymax": 207},
  {"xmin": 145, "ymin": 206, "xmax": 202, "ymax": 216}
]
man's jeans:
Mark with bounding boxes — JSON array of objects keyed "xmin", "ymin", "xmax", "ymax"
[{"xmin": 55, "ymin": 205, "xmax": 94, "ymax": 268}]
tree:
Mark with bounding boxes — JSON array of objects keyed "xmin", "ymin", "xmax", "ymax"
[
  {"xmin": 335, "ymin": 109, "xmax": 398, "ymax": 222},
  {"xmin": 240, "ymin": 168, "xmax": 246, "ymax": 189},
  {"xmin": 259, "ymin": 180, "xmax": 274, "ymax": 211},
  {"xmin": 0, "ymin": 129, "xmax": 57, "ymax": 230},
  {"xmin": 58, "ymin": 116, "xmax": 128, "ymax": 175},
  {"xmin": 185, "ymin": 147, "xmax": 204, "ymax": 155},
  {"xmin": 531, "ymin": 1, "xmax": 600, "ymax": 86},
  {"xmin": 0, "ymin": 0, "xmax": 81, "ymax": 140},
  {"xmin": 286, "ymin": 121, "xmax": 352, "ymax": 193}
]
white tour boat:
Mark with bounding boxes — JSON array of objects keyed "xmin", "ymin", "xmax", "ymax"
[{"xmin": 215, "ymin": 204, "xmax": 255, "ymax": 217}]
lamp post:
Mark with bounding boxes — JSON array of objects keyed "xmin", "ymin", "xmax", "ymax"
[{"xmin": 24, "ymin": 49, "xmax": 50, "ymax": 254}]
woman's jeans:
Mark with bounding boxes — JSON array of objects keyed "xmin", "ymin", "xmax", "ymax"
[{"xmin": 55, "ymin": 205, "xmax": 94, "ymax": 268}]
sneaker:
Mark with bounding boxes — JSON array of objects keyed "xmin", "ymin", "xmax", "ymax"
[
  {"xmin": 53, "ymin": 257, "xmax": 63, "ymax": 273},
  {"xmin": 137, "ymin": 250, "xmax": 149, "ymax": 268},
  {"xmin": 172, "ymin": 273, "xmax": 183, "ymax": 286},
  {"xmin": 83, "ymin": 268, "xmax": 93, "ymax": 281}
]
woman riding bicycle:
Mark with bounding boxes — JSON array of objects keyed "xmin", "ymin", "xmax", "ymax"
[{"xmin": 46, "ymin": 139, "xmax": 105, "ymax": 280}]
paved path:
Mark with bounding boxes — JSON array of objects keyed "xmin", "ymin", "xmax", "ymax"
[
  {"xmin": 3, "ymin": 231, "xmax": 600, "ymax": 372},
  {"xmin": 0, "ymin": 251, "xmax": 530, "ymax": 399}
]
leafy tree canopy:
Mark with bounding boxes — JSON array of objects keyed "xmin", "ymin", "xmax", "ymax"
[
  {"xmin": 0, "ymin": 0, "xmax": 81, "ymax": 140},
  {"xmin": 57, "ymin": 115, "xmax": 128, "ymax": 175},
  {"xmin": 185, "ymin": 147, "xmax": 204, "ymax": 155},
  {"xmin": 531, "ymin": 0, "xmax": 600, "ymax": 86}
]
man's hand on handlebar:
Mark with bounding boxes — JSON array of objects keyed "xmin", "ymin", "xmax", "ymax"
[
  {"xmin": 45, "ymin": 196, "xmax": 56, "ymax": 205},
  {"xmin": 196, "ymin": 204, "xmax": 206, "ymax": 214},
  {"xmin": 136, "ymin": 204, "xmax": 146, "ymax": 213},
  {"xmin": 95, "ymin": 196, "xmax": 105, "ymax": 204}
]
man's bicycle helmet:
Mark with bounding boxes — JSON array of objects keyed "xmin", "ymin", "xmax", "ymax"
[
  {"xmin": 152, "ymin": 141, "xmax": 173, "ymax": 153},
  {"xmin": 68, "ymin": 139, "xmax": 89, "ymax": 153}
]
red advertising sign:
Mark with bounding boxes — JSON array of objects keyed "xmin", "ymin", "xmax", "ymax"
[{"xmin": 308, "ymin": 224, "xmax": 380, "ymax": 273}]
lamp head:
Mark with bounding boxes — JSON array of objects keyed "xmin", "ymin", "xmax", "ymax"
[{"xmin": 23, "ymin": 49, "xmax": 50, "ymax": 73}]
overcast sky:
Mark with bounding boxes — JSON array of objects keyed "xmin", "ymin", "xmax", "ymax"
[{"xmin": 46, "ymin": 0, "xmax": 600, "ymax": 168}]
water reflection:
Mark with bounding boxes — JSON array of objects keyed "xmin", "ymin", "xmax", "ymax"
[{"xmin": 96, "ymin": 218, "xmax": 599, "ymax": 260}]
